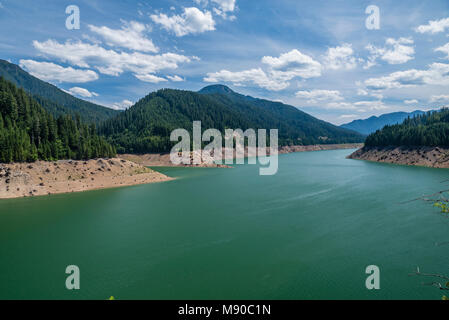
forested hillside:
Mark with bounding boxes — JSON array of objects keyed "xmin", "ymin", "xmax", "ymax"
[
  {"xmin": 365, "ymin": 108, "xmax": 448, "ymax": 147},
  {"xmin": 0, "ymin": 77, "xmax": 115, "ymax": 163},
  {"xmin": 0, "ymin": 60, "xmax": 118, "ymax": 124},
  {"xmin": 99, "ymin": 86, "xmax": 364, "ymax": 154},
  {"xmin": 340, "ymin": 110, "xmax": 425, "ymax": 135}
]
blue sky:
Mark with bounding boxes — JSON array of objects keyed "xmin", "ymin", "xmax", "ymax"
[{"xmin": 1, "ymin": 0, "xmax": 449, "ymax": 124}]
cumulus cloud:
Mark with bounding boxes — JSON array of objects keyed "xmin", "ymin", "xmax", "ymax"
[
  {"xmin": 66, "ymin": 87, "xmax": 98, "ymax": 98},
  {"xmin": 364, "ymin": 63, "xmax": 449, "ymax": 90},
  {"xmin": 150, "ymin": 7, "xmax": 215, "ymax": 37},
  {"xmin": 19, "ymin": 59, "xmax": 98, "ymax": 83},
  {"xmin": 415, "ymin": 17, "xmax": 449, "ymax": 34},
  {"xmin": 167, "ymin": 75, "xmax": 185, "ymax": 82},
  {"xmin": 111, "ymin": 99, "xmax": 134, "ymax": 110},
  {"xmin": 323, "ymin": 44, "xmax": 357, "ymax": 70},
  {"xmin": 32, "ymin": 39, "xmax": 191, "ymax": 82},
  {"xmin": 135, "ymin": 74, "xmax": 168, "ymax": 83},
  {"xmin": 211, "ymin": 0, "xmax": 237, "ymax": 20},
  {"xmin": 295, "ymin": 89, "xmax": 343, "ymax": 104},
  {"xmin": 88, "ymin": 20, "xmax": 158, "ymax": 53},
  {"xmin": 430, "ymin": 95, "xmax": 449, "ymax": 103},
  {"xmin": 204, "ymin": 68, "xmax": 289, "ymax": 91},
  {"xmin": 315, "ymin": 100, "xmax": 387, "ymax": 111},
  {"xmin": 211, "ymin": 0, "xmax": 236, "ymax": 12},
  {"xmin": 435, "ymin": 42, "xmax": 449, "ymax": 59},
  {"xmin": 261, "ymin": 49, "xmax": 322, "ymax": 79},
  {"xmin": 404, "ymin": 99, "xmax": 419, "ymax": 104},
  {"xmin": 204, "ymin": 49, "xmax": 322, "ymax": 91},
  {"xmin": 365, "ymin": 37, "xmax": 414, "ymax": 67},
  {"xmin": 357, "ymin": 88, "xmax": 383, "ymax": 99}
]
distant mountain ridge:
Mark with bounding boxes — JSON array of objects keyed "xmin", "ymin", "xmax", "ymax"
[
  {"xmin": 99, "ymin": 84, "xmax": 364, "ymax": 154},
  {"xmin": 340, "ymin": 110, "xmax": 425, "ymax": 135},
  {"xmin": 0, "ymin": 59, "xmax": 119, "ymax": 124}
]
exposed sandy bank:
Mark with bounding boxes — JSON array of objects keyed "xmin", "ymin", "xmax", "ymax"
[
  {"xmin": 348, "ymin": 146, "xmax": 449, "ymax": 168},
  {"xmin": 119, "ymin": 143, "xmax": 364, "ymax": 167},
  {"xmin": 0, "ymin": 158, "xmax": 172, "ymax": 199}
]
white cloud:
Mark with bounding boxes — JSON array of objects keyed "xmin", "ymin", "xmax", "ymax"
[
  {"xmin": 88, "ymin": 20, "xmax": 158, "ymax": 53},
  {"xmin": 261, "ymin": 49, "xmax": 322, "ymax": 79},
  {"xmin": 319, "ymin": 100, "xmax": 387, "ymax": 111},
  {"xmin": 204, "ymin": 49, "xmax": 322, "ymax": 91},
  {"xmin": 323, "ymin": 44, "xmax": 357, "ymax": 70},
  {"xmin": 204, "ymin": 68, "xmax": 289, "ymax": 91},
  {"xmin": 435, "ymin": 42, "xmax": 449, "ymax": 59},
  {"xmin": 404, "ymin": 99, "xmax": 419, "ymax": 104},
  {"xmin": 295, "ymin": 89, "xmax": 343, "ymax": 104},
  {"xmin": 32, "ymin": 39, "xmax": 191, "ymax": 82},
  {"xmin": 66, "ymin": 87, "xmax": 98, "ymax": 98},
  {"xmin": 150, "ymin": 7, "xmax": 215, "ymax": 37},
  {"xmin": 135, "ymin": 74, "xmax": 168, "ymax": 83},
  {"xmin": 430, "ymin": 95, "xmax": 449, "ymax": 103},
  {"xmin": 364, "ymin": 63, "xmax": 449, "ymax": 90},
  {"xmin": 353, "ymin": 100, "xmax": 387, "ymax": 110},
  {"xmin": 211, "ymin": 0, "xmax": 236, "ymax": 12},
  {"xmin": 321, "ymin": 102, "xmax": 357, "ymax": 110},
  {"xmin": 415, "ymin": 17, "xmax": 449, "ymax": 34},
  {"xmin": 167, "ymin": 75, "xmax": 184, "ymax": 82},
  {"xmin": 19, "ymin": 59, "xmax": 98, "ymax": 83},
  {"xmin": 211, "ymin": 0, "xmax": 237, "ymax": 20},
  {"xmin": 111, "ymin": 99, "xmax": 133, "ymax": 110},
  {"xmin": 365, "ymin": 37, "xmax": 414, "ymax": 67},
  {"xmin": 357, "ymin": 88, "xmax": 383, "ymax": 99}
]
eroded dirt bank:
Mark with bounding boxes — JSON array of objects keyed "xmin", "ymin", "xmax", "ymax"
[
  {"xmin": 119, "ymin": 143, "xmax": 364, "ymax": 167},
  {"xmin": 348, "ymin": 146, "xmax": 449, "ymax": 168},
  {"xmin": 0, "ymin": 158, "xmax": 172, "ymax": 199}
]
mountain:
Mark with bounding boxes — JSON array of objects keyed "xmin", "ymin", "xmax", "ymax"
[
  {"xmin": 99, "ymin": 85, "xmax": 364, "ymax": 154},
  {"xmin": 0, "ymin": 59, "xmax": 119, "ymax": 124},
  {"xmin": 0, "ymin": 77, "xmax": 115, "ymax": 163},
  {"xmin": 340, "ymin": 110, "xmax": 425, "ymax": 135},
  {"xmin": 364, "ymin": 108, "xmax": 449, "ymax": 147}
]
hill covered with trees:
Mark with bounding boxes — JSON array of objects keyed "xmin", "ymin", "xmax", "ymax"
[
  {"xmin": 364, "ymin": 108, "xmax": 448, "ymax": 147},
  {"xmin": 340, "ymin": 110, "xmax": 425, "ymax": 135},
  {"xmin": 99, "ymin": 85, "xmax": 364, "ymax": 154},
  {"xmin": 0, "ymin": 77, "xmax": 115, "ymax": 163},
  {"xmin": 0, "ymin": 60, "xmax": 119, "ymax": 124}
]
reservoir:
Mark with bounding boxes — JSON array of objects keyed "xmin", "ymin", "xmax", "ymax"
[{"xmin": 0, "ymin": 149, "xmax": 448, "ymax": 299}]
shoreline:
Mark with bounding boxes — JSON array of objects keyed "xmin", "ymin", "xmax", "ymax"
[
  {"xmin": 119, "ymin": 143, "xmax": 364, "ymax": 167},
  {"xmin": 0, "ymin": 143, "xmax": 363, "ymax": 199},
  {"xmin": 0, "ymin": 158, "xmax": 173, "ymax": 199},
  {"xmin": 348, "ymin": 146, "xmax": 449, "ymax": 169}
]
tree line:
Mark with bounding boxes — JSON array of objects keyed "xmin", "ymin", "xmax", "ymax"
[
  {"xmin": 0, "ymin": 77, "xmax": 115, "ymax": 163},
  {"xmin": 99, "ymin": 88, "xmax": 364, "ymax": 154},
  {"xmin": 365, "ymin": 108, "xmax": 449, "ymax": 147}
]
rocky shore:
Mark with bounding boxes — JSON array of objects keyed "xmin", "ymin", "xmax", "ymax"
[
  {"xmin": 0, "ymin": 158, "xmax": 172, "ymax": 199},
  {"xmin": 119, "ymin": 143, "xmax": 364, "ymax": 167},
  {"xmin": 348, "ymin": 146, "xmax": 449, "ymax": 168}
]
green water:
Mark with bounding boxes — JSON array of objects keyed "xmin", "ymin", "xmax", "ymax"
[{"xmin": 0, "ymin": 149, "xmax": 448, "ymax": 300}]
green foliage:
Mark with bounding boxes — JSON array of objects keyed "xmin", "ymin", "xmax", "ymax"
[
  {"xmin": 365, "ymin": 108, "xmax": 449, "ymax": 147},
  {"xmin": 0, "ymin": 77, "xmax": 115, "ymax": 163},
  {"xmin": 0, "ymin": 59, "xmax": 119, "ymax": 124},
  {"xmin": 434, "ymin": 202, "xmax": 449, "ymax": 214},
  {"xmin": 99, "ymin": 87, "xmax": 364, "ymax": 154}
]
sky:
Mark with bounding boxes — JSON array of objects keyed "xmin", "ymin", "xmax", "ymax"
[{"xmin": 1, "ymin": 0, "xmax": 449, "ymax": 124}]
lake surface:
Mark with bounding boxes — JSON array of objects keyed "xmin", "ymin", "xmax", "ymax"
[{"xmin": 1, "ymin": 149, "xmax": 448, "ymax": 300}]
